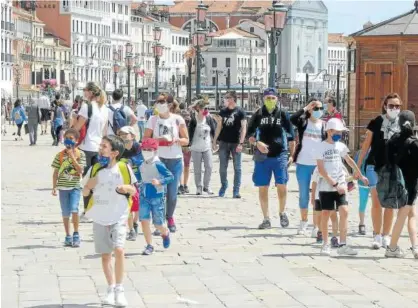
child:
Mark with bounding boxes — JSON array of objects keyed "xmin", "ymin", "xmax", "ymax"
[
  {"xmin": 354, "ymin": 149, "xmax": 370, "ymax": 235},
  {"xmin": 314, "ymin": 118, "xmax": 368, "ymax": 256},
  {"xmin": 138, "ymin": 138, "xmax": 174, "ymax": 255},
  {"xmin": 51, "ymin": 128, "xmax": 86, "ymax": 247},
  {"xmin": 311, "ymin": 167, "xmax": 339, "ymax": 245},
  {"xmin": 83, "ymin": 135, "xmax": 137, "ymax": 307},
  {"xmin": 118, "ymin": 126, "xmax": 143, "ymax": 241}
]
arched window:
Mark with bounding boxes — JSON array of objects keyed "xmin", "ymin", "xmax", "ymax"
[
  {"xmin": 318, "ymin": 47, "xmax": 322, "ymax": 71},
  {"xmin": 182, "ymin": 18, "xmax": 219, "ymax": 33},
  {"xmin": 297, "ymin": 46, "xmax": 300, "ymax": 72}
]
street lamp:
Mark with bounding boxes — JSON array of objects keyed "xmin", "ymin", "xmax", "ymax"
[
  {"xmin": 264, "ymin": 1, "xmax": 288, "ymax": 88},
  {"xmin": 13, "ymin": 64, "xmax": 22, "ymax": 99},
  {"xmin": 134, "ymin": 64, "xmax": 141, "ymax": 103},
  {"xmin": 153, "ymin": 26, "xmax": 162, "ymax": 99},
  {"xmin": 125, "ymin": 42, "xmax": 133, "ymax": 104},
  {"xmin": 113, "ymin": 50, "xmax": 120, "ymax": 90}
]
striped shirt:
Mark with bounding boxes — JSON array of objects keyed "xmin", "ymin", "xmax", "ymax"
[{"xmin": 51, "ymin": 150, "xmax": 86, "ymax": 190}]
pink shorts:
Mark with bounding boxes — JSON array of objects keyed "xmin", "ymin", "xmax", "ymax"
[{"xmin": 183, "ymin": 149, "xmax": 191, "ymax": 167}]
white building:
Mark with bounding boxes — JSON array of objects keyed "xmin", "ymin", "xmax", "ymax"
[
  {"xmin": 1, "ymin": 0, "xmax": 14, "ymax": 99},
  {"xmin": 327, "ymin": 33, "xmax": 348, "ymax": 93},
  {"xmin": 169, "ymin": 25, "xmax": 189, "ymax": 100}
]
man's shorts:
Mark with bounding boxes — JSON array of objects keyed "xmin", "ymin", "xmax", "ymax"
[
  {"xmin": 253, "ymin": 153, "xmax": 288, "ymax": 187},
  {"xmin": 319, "ymin": 192, "xmax": 348, "ymax": 211},
  {"xmin": 93, "ymin": 222, "xmax": 126, "ymax": 254},
  {"xmin": 59, "ymin": 188, "xmax": 81, "ymax": 217},
  {"xmin": 182, "ymin": 148, "xmax": 191, "ymax": 167},
  {"xmin": 139, "ymin": 195, "xmax": 164, "ymax": 226},
  {"xmin": 365, "ymin": 165, "xmax": 378, "ymax": 188},
  {"xmin": 130, "ymin": 189, "xmax": 139, "ymax": 212}
]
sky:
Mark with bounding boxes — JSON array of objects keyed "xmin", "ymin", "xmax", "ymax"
[{"xmin": 137, "ymin": 0, "xmax": 416, "ymax": 35}]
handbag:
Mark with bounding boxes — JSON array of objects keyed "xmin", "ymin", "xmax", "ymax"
[{"xmin": 24, "ymin": 123, "xmax": 29, "ymax": 135}]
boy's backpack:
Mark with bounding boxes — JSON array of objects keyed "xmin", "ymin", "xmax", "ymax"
[
  {"xmin": 84, "ymin": 161, "xmax": 133, "ymax": 212},
  {"xmin": 76, "ymin": 103, "xmax": 93, "ymax": 147},
  {"xmin": 108, "ymin": 104, "xmax": 128, "ymax": 134},
  {"xmin": 376, "ymin": 136, "xmax": 415, "ymax": 209}
]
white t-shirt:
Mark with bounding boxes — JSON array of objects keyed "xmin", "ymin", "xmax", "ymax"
[
  {"xmin": 313, "ymin": 141, "xmax": 349, "ymax": 192},
  {"xmin": 311, "ymin": 167, "xmax": 320, "ymax": 200},
  {"xmin": 297, "ymin": 119, "xmax": 324, "ymax": 166},
  {"xmin": 191, "ymin": 117, "xmax": 211, "ymax": 152},
  {"xmin": 78, "ymin": 101, "xmax": 108, "ymax": 152},
  {"xmin": 147, "ymin": 114, "xmax": 185, "ymax": 159},
  {"xmin": 136, "ymin": 104, "xmax": 147, "ymax": 122},
  {"xmin": 107, "ymin": 102, "xmax": 135, "ymax": 136},
  {"xmin": 85, "ymin": 163, "xmax": 137, "ymax": 226}
]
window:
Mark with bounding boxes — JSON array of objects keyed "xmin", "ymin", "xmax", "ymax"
[
  {"xmin": 250, "ymin": 27, "xmax": 254, "ymax": 33},
  {"xmin": 172, "ymin": 36, "xmax": 174, "ymax": 44},
  {"xmin": 118, "ymin": 22, "xmax": 122, "ymax": 34},
  {"xmin": 112, "ymin": 20, "xmax": 115, "ymax": 33},
  {"xmin": 76, "ymin": 20, "xmax": 79, "ymax": 32},
  {"xmin": 347, "ymin": 49, "xmax": 356, "ymax": 72},
  {"xmin": 81, "ymin": 21, "xmax": 83, "ymax": 33},
  {"xmin": 226, "ymin": 58, "xmax": 230, "ymax": 67},
  {"xmin": 125, "ymin": 23, "xmax": 128, "ymax": 35},
  {"xmin": 112, "ymin": 3, "xmax": 115, "ymax": 12},
  {"xmin": 125, "ymin": 5, "xmax": 128, "ymax": 15},
  {"xmin": 212, "ymin": 77, "xmax": 216, "ymax": 86},
  {"xmin": 118, "ymin": 4, "xmax": 122, "ymax": 14},
  {"xmin": 212, "ymin": 58, "xmax": 217, "ymax": 68},
  {"xmin": 318, "ymin": 48, "xmax": 322, "ymax": 70}
]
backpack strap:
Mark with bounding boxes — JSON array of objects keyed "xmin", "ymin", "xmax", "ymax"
[{"xmin": 85, "ymin": 163, "xmax": 105, "ymax": 212}]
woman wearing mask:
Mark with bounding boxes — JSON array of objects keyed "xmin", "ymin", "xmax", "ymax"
[
  {"xmin": 356, "ymin": 93, "xmax": 401, "ymax": 249},
  {"xmin": 385, "ymin": 110, "xmax": 418, "ymax": 259},
  {"xmin": 51, "ymin": 100, "xmax": 66, "ymax": 146},
  {"xmin": 290, "ymin": 98, "xmax": 327, "ymax": 236},
  {"xmin": 144, "ymin": 95, "xmax": 189, "ymax": 232},
  {"xmin": 189, "ymin": 100, "xmax": 216, "ymax": 195},
  {"xmin": 11, "ymin": 99, "xmax": 27, "ymax": 141}
]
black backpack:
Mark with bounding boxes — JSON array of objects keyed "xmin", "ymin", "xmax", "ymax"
[{"xmin": 108, "ymin": 104, "xmax": 128, "ymax": 134}]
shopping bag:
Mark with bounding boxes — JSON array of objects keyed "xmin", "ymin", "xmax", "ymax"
[{"xmin": 24, "ymin": 123, "xmax": 29, "ymax": 134}]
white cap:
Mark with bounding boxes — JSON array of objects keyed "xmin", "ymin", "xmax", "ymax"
[
  {"xmin": 119, "ymin": 126, "xmax": 136, "ymax": 135},
  {"xmin": 326, "ymin": 118, "xmax": 348, "ymax": 131}
]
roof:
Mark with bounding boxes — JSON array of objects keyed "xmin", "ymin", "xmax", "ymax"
[
  {"xmin": 351, "ymin": 2, "xmax": 418, "ymax": 37},
  {"xmin": 211, "ymin": 26, "xmax": 259, "ymax": 38},
  {"xmin": 240, "ymin": 20, "xmax": 265, "ymax": 29},
  {"xmin": 328, "ymin": 33, "xmax": 349, "ymax": 44}
]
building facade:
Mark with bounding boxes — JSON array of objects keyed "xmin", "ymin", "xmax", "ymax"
[
  {"xmin": 327, "ymin": 33, "xmax": 348, "ymax": 93},
  {"xmin": 169, "ymin": 25, "xmax": 189, "ymax": 100},
  {"xmin": 1, "ymin": 0, "xmax": 15, "ymax": 99}
]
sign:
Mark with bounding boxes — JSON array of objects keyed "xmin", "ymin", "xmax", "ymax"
[{"xmin": 278, "ymin": 88, "xmax": 301, "ymax": 94}]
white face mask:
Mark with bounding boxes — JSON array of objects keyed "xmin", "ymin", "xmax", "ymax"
[
  {"xmin": 142, "ymin": 150, "xmax": 155, "ymax": 161},
  {"xmin": 156, "ymin": 103, "xmax": 169, "ymax": 114},
  {"xmin": 387, "ymin": 108, "xmax": 400, "ymax": 120}
]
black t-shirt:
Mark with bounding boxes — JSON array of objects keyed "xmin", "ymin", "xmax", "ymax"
[
  {"xmin": 247, "ymin": 106, "xmax": 295, "ymax": 157},
  {"xmin": 121, "ymin": 142, "xmax": 141, "ymax": 159},
  {"xmin": 366, "ymin": 115, "xmax": 386, "ymax": 169},
  {"xmin": 218, "ymin": 107, "xmax": 246, "ymax": 143}
]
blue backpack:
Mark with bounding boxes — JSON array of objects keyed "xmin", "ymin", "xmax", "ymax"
[{"xmin": 108, "ymin": 104, "xmax": 128, "ymax": 134}]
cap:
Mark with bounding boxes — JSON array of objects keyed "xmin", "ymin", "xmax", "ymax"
[
  {"xmin": 263, "ymin": 88, "xmax": 277, "ymax": 96},
  {"xmin": 119, "ymin": 126, "xmax": 136, "ymax": 135},
  {"xmin": 326, "ymin": 118, "xmax": 348, "ymax": 131},
  {"xmin": 399, "ymin": 110, "xmax": 416, "ymax": 129},
  {"xmin": 141, "ymin": 138, "xmax": 159, "ymax": 150}
]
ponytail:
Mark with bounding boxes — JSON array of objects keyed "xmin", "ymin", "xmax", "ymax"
[{"xmin": 97, "ymin": 90, "xmax": 107, "ymax": 107}]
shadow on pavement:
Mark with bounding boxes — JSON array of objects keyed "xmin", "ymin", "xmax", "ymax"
[
  {"xmin": 197, "ymin": 226, "xmax": 259, "ymax": 231},
  {"xmin": 235, "ymin": 233, "xmax": 295, "ymax": 239},
  {"xmin": 83, "ymin": 254, "xmax": 101, "ymax": 259},
  {"xmin": 34, "ymin": 188, "xmax": 54, "ymax": 191},
  {"xmin": 27, "ymin": 304, "xmax": 100, "ymax": 308},
  {"xmin": 263, "ymin": 253, "xmax": 319, "ymax": 257},
  {"xmin": 18, "ymin": 221, "xmax": 60, "ymax": 225},
  {"xmin": 178, "ymin": 195, "xmax": 219, "ymax": 199},
  {"xmin": 8, "ymin": 245, "xmax": 58, "ymax": 250}
]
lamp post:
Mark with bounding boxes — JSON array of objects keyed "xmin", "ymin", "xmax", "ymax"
[
  {"xmin": 134, "ymin": 64, "xmax": 141, "ymax": 103},
  {"xmin": 125, "ymin": 42, "xmax": 133, "ymax": 104},
  {"xmin": 184, "ymin": 46, "xmax": 195, "ymax": 107},
  {"xmin": 264, "ymin": 1, "xmax": 288, "ymax": 88},
  {"xmin": 14, "ymin": 64, "xmax": 22, "ymax": 99},
  {"xmin": 194, "ymin": 2, "xmax": 211, "ymax": 96},
  {"xmin": 113, "ymin": 50, "xmax": 120, "ymax": 90},
  {"xmin": 153, "ymin": 26, "xmax": 162, "ymax": 99}
]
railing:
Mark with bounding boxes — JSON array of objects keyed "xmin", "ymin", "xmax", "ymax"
[
  {"xmin": 62, "ymin": 60, "xmax": 72, "ymax": 65},
  {"xmin": 20, "ymin": 54, "xmax": 34, "ymax": 62},
  {"xmin": 1, "ymin": 53, "xmax": 14, "ymax": 63},
  {"xmin": 34, "ymin": 56, "xmax": 56, "ymax": 62},
  {"xmin": 7, "ymin": 22, "xmax": 15, "ymax": 32}
]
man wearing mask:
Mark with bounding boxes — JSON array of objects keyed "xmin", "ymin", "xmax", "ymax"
[
  {"xmin": 213, "ymin": 90, "xmax": 247, "ymax": 198},
  {"xmin": 26, "ymin": 98, "xmax": 42, "ymax": 146},
  {"xmin": 323, "ymin": 96, "xmax": 343, "ymax": 122},
  {"xmin": 247, "ymin": 88, "xmax": 295, "ymax": 229}
]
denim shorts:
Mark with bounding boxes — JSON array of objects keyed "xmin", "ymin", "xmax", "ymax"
[
  {"xmin": 59, "ymin": 188, "xmax": 81, "ymax": 217},
  {"xmin": 365, "ymin": 165, "xmax": 378, "ymax": 188},
  {"xmin": 252, "ymin": 153, "xmax": 288, "ymax": 186},
  {"xmin": 139, "ymin": 195, "xmax": 165, "ymax": 226}
]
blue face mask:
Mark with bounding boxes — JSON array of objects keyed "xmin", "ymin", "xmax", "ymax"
[
  {"xmin": 312, "ymin": 110, "xmax": 323, "ymax": 119},
  {"xmin": 64, "ymin": 138, "xmax": 76, "ymax": 148},
  {"xmin": 97, "ymin": 155, "xmax": 111, "ymax": 167},
  {"xmin": 332, "ymin": 134, "xmax": 342, "ymax": 142}
]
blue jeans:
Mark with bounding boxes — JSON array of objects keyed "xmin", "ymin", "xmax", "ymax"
[
  {"xmin": 160, "ymin": 158, "xmax": 183, "ymax": 219},
  {"xmin": 296, "ymin": 164, "xmax": 317, "ymax": 209},
  {"xmin": 59, "ymin": 188, "xmax": 81, "ymax": 217},
  {"xmin": 218, "ymin": 141, "xmax": 242, "ymax": 193},
  {"xmin": 137, "ymin": 121, "xmax": 145, "ymax": 141}
]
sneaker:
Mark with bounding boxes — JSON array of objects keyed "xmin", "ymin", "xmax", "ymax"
[
  {"xmin": 385, "ymin": 246, "xmax": 404, "ymax": 258},
  {"xmin": 372, "ymin": 234, "xmax": 382, "ymax": 249},
  {"xmin": 358, "ymin": 224, "xmax": 366, "ymax": 235},
  {"xmin": 64, "ymin": 235, "xmax": 72, "ymax": 247},
  {"xmin": 196, "ymin": 187, "xmax": 202, "ymax": 195},
  {"xmin": 153, "ymin": 229, "xmax": 161, "ymax": 236},
  {"xmin": 311, "ymin": 227, "xmax": 319, "ymax": 238},
  {"xmin": 115, "ymin": 285, "xmax": 128, "ymax": 307},
  {"xmin": 321, "ymin": 244, "xmax": 331, "ymax": 256},
  {"xmin": 80, "ymin": 213, "xmax": 92, "ymax": 223},
  {"xmin": 410, "ymin": 246, "xmax": 418, "ymax": 259},
  {"xmin": 184, "ymin": 185, "xmax": 190, "ymax": 194},
  {"xmin": 72, "ymin": 232, "xmax": 80, "ymax": 247},
  {"xmin": 142, "ymin": 244, "xmax": 154, "ymax": 255},
  {"xmin": 102, "ymin": 286, "xmax": 115, "ymax": 305},
  {"xmin": 218, "ymin": 185, "xmax": 227, "ymax": 197},
  {"xmin": 178, "ymin": 185, "xmax": 184, "ymax": 195},
  {"xmin": 297, "ymin": 221, "xmax": 308, "ymax": 235},
  {"xmin": 337, "ymin": 245, "xmax": 358, "ymax": 256},
  {"xmin": 203, "ymin": 188, "xmax": 214, "ymax": 195},
  {"xmin": 258, "ymin": 219, "xmax": 271, "ymax": 230},
  {"xmin": 279, "ymin": 212, "xmax": 289, "ymax": 228},
  {"xmin": 162, "ymin": 231, "xmax": 170, "ymax": 249},
  {"xmin": 382, "ymin": 235, "xmax": 391, "ymax": 248},
  {"xmin": 133, "ymin": 222, "xmax": 139, "ymax": 234},
  {"xmin": 316, "ymin": 231, "xmax": 323, "ymax": 244},
  {"xmin": 233, "ymin": 193, "xmax": 241, "ymax": 199},
  {"xmin": 126, "ymin": 229, "xmax": 137, "ymax": 241},
  {"xmin": 167, "ymin": 217, "xmax": 176, "ymax": 233},
  {"xmin": 331, "ymin": 236, "xmax": 339, "ymax": 248}
]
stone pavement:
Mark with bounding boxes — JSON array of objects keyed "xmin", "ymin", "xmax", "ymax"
[{"xmin": 1, "ymin": 125, "xmax": 418, "ymax": 308}]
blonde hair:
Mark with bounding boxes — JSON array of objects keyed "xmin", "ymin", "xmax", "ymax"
[{"xmin": 84, "ymin": 82, "xmax": 106, "ymax": 107}]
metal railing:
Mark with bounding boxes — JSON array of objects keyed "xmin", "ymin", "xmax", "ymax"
[
  {"xmin": 34, "ymin": 56, "xmax": 56, "ymax": 62},
  {"xmin": 20, "ymin": 54, "xmax": 34, "ymax": 62}
]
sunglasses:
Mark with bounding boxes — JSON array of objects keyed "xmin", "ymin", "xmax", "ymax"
[
  {"xmin": 224, "ymin": 96, "xmax": 232, "ymax": 100},
  {"xmin": 388, "ymin": 104, "xmax": 401, "ymax": 110},
  {"xmin": 313, "ymin": 106, "xmax": 324, "ymax": 111}
]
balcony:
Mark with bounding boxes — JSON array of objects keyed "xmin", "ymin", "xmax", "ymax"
[
  {"xmin": 34, "ymin": 56, "xmax": 56, "ymax": 63},
  {"xmin": 20, "ymin": 54, "xmax": 34, "ymax": 62},
  {"xmin": 1, "ymin": 21, "xmax": 15, "ymax": 33},
  {"xmin": 61, "ymin": 60, "xmax": 72, "ymax": 65},
  {"xmin": 1, "ymin": 53, "xmax": 14, "ymax": 63}
]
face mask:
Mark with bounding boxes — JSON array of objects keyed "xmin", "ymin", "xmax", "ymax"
[
  {"xmin": 97, "ymin": 155, "xmax": 111, "ymax": 167},
  {"xmin": 122, "ymin": 138, "xmax": 132, "ymax": 145},
  {"xmin": 312, "ymin": 110, "xmax": 323, "ymax": 119},
  {"xmin": 264, "ymin": 98, "xmax": 276, "ymax": 112},
  {"xmin": 332, "ymin": 134, "xmax": 342, "ymax": 142},
  {"xmin": 202, "ymin": 110, "xmax": 209, "ymax": 117},
  {"xmin": 64, "ymin": 138, "xmax": 76, "ymax": 149},
  {"xmin": 142, "ymin": 151, "xmax": 155, "ymax": 161},
  {"xmin": 156, "ymin": 103, "xmax": 169, "ymax": 114},
  {"xmin": 387, "ymin": 108, "xmax": 400, "ymax": 120}
]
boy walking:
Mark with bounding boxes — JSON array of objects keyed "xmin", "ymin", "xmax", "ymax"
[
  {"xmin": 314, "ymin": 119, "xmax": 368, "ymax": 256},
  {"xmin": 51, "ymin": 128, "xmax": 86, "ymax": 247},
  {"xmin": 138, "ymin": 138, "xmax": 174, "ymax": 255},
  {"xmin": 83, "ymin": 135, "xmax": 137, "ymax": 307}
]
